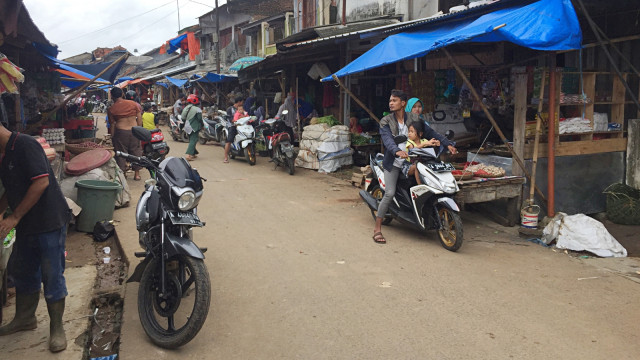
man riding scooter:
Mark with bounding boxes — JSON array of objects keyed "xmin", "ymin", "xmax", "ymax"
[{"xmin": 372, "ymin": 89, "xmax": 456, "ymax": 244}]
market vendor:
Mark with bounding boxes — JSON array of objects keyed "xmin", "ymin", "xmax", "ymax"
[
  {"xmin": 0, "ymin": 121, "xmax": 71, "ymax": 353},
  {"xmin": 107, "ymin": 87, "xmax": 143, "ymax": 181},
  {"xmin": 349, "ymin": 114, "xmax": 363, "ymax": 134}
]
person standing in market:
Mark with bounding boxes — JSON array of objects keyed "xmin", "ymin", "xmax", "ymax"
[
  {"xmin": 182, "ymin": 94, "xmax": 203, "ymax": 161},
  {"xmin": 174, "ymin": 94, "xmax": 186, "ymax": 117},
  {"xmin": 0, "ymin": 121, "xmax": 71, "ymax": 353},
  {"xmin": 108, "ymin": 87, "xmax": 143, "ymax": 181}
]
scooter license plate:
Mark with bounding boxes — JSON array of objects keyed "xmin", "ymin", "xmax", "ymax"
[
  {"xmin": 168, "ymin": 211, "xmax": 203, "ymax": 226},
  {"xmin": 427, "ymin": 162, "xmax": 455, "ymax": 172},
  {"xmin": 152, "ymin": 142, "xmax": 168, "ymax": 150}
]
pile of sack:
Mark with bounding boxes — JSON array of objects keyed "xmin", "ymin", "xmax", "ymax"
[{"xmin": 296, "ymin": 123, "xmax": 353, "ymax": 173}]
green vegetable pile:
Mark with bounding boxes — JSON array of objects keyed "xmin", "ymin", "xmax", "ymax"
[
  {"xmin": 351, "ymin": 134, "xmax": 370, "ymax": 145},
  {"xmin": 315, "ymin": 115, "xmax": 340, "ymax": 127}
]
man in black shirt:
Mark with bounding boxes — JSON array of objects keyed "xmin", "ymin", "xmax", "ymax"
[{"xmin": 0, "ymin": 122, "xmax": 71, "ymax": 352}]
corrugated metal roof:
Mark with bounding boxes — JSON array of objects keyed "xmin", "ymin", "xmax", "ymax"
[{"xmin": 281, "ymin": 0, "xmax": 522, "ymax": 49}]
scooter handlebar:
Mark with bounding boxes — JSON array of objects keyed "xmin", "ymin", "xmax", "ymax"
[{"xmin": 115, "ymin": 151, "xmax": 142, "ymax": 163}]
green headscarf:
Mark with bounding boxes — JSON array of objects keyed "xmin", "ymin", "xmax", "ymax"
[{"xmin": 405, "ymin": 98, "xmax": 423, "ymax": 114}]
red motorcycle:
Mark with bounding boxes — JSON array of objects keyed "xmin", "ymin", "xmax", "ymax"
[
  {"xmin": 139, "ymin": 127, "xmax": 170, "ymax": 161},
  {"xmin": 261, "ymin": 115, "xmax": 296, "ymax": 175}
]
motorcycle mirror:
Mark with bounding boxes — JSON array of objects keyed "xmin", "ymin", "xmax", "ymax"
[
  {"xmin": 394, "ymin": 135, "xmax": 408, "ymax": 145},
  {"xmin": 132, "ymin": 126, "xmax": 152, "ymax": 142},
  {"xmin": 445, "ymin": 130, "xmax": 455, "ymax": 140}
]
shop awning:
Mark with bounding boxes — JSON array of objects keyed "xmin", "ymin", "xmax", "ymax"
[
  {"xmin": 33, "ymin": 43, "xmax": 125, "ymax": 85},
  {"xmin": 194, "ymin": 72, "xmax": 237, "ymax": 84},
  {"xmin": 165, "ymin": 76, "xmax": 188, "ymax": 87},
  {"xmin": 322, "ymin": 0, "xmax": 582, "ymax": 81}
]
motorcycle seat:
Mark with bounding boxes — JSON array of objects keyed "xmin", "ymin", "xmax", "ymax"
[{"xmin": 150, "ymin": 128, "xmax": 161, "ymax": 134}]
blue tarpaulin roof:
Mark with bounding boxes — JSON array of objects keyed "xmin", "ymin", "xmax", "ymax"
[
  {"xmin": 165, "ymin": 76, "xmax": 188, "ymax": 87},
  {"xmin": 167, "ymin": 34, "xmax": 188, "ymax": 54},
  {"xmin": 323, "ymin": 0, "xmax": 582, "ymax": 81},
  {"xmin": 33, "ymin": 42, "xmax": 126, "ymax": 86},
  {"xmin": 194, "ymin": 72, "xmax": 237, "ymax": 84}
]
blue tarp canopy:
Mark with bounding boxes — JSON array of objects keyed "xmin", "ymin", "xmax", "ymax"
[
  {"xmin": 167, "ymin": 34, "xmax": 188, "ymax": 54},
  {"xmin": 194, "ymin": 72, "xmax": 237, "ymax": 84},
  {"xmin": 323, "ymin": 0, "xmax": 582, "ymax": 81},
  {"xmin": 33, "ymin": 43, "xmax": 127, "ymax": 88},
  {"xmin": 165, "ymin": 75, "xmax": 188, "ymax": 87}
]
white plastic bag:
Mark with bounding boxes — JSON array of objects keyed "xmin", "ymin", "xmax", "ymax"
[{"xmin": 542, "ymin": 213, "xmax": 627, "ymax": 257}]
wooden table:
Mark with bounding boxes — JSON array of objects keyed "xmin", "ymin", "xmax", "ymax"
[{"xmin": 455, "ymin": 176, "xmax": 526, "ymax": 226}]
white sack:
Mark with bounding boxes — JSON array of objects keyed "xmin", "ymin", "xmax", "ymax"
[
  {"xmin": 302, "ymin": 123, "xmax": 330, "ymax": 141},
  {"xmin": 318, "ymin": 148, "xmax": 354, "ymax": 173},
  {"xmin": 295, "ymin": 149, "xmax": 319, "ymax": 170},
  {"xmin": 542, "ymin": 212, "xmax": 627, "ymax": 257}
]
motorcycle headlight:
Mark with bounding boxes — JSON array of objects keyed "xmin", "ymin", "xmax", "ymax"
[{"xmin": 178, "ymin": 191, "xmax": 196, "ymax": 211}]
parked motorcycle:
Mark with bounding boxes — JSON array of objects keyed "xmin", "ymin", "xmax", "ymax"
[
  {"xmin": 261, "ymin": 113, "xmax": 296, "ymax": 175},
  {"xmin": 118, "ymin": 127, "xmax": 210, "ymax": 348},
  {"xmin": 139, "ymin": 127, "xmax": 170, "ymax": 161},
  {"xmin": 222, "ymin": 115, "xmax": 257, "ymax": 165},
  {"xmin": 359, "ymin": 135, "xmax": 464, "ymax": 252},
  {"xmin": 199, "ymin": 110, "xmax": 229, "ymax": 145},
  {"xmin": 169, "ymin": 114, "xmax": 189, "ymax": 142}
]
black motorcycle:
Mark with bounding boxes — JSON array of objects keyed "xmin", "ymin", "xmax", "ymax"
[{"xmin": 117, "ymin": 136, "xmax": 210, "ymax": 349}]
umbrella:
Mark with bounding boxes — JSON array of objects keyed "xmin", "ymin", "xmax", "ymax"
[{"xmin": 228, "ymin": 56, "xmax": 264, "ymax": 72}]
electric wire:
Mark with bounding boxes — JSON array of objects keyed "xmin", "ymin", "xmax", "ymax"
[
  {"xmin": 58, "ymin": 0, "xmax": 175, "ymax": 44},
  {"xmin": 108, "ymin": 1, "xmax": 190, "ymax": 50}
]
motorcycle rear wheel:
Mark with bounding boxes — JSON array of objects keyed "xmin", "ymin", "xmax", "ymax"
[
  {"xmin": 246, "ymin": 143, "xmax": 256, "ymax": 165},
  {"xmin": 180, "ymin": 131, "xmax": 189, "ymax": 143},
  {"xmin": 437, "ymin": 207, "xmax": 464, "ymax": 252},
  {"xmin": 287, "ymin": 156, "xmax": 295, "ymax": 175},
  {"xmin": 369, "ymin": 184, "xmax": 392, "ymax": 225},
  {"xmin": 138, "ymin": 255, "xmax": 211, "ymax": 349}
]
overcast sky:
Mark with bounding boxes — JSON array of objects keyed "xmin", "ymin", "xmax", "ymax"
[{"xmin": 23, "ymin": 0, "xmax": 226, "ymax": 58}]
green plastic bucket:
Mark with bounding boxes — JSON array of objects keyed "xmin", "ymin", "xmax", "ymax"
[{"xmin": 75, "ymin": 180, "xmax": 122, "ymax": 233}]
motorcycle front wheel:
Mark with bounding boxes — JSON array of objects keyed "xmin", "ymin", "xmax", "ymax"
[
  {"xmin": 246, "ymin": 143, "xmax": 256, "ymax": 165},
  {"xmin": 199, "ymin": 136, "xmax": 207, "ymax": 145},
  {"xmin": 138, "ymin": 255, "xmax": 211, "ymax": 349},
  {"xmin": 436, "ymin": 206, "xmax": 464, "ymax": 252},
  {"xmin": 369, "ymin": 184, "xmax": 392, "ymax": 225}
]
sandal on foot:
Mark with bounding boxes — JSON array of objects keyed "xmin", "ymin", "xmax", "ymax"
[
  {"xmin": 373, "ymin": 232, "xmax": 386, "ymax": 244},
  {"xmin": 134, "ymin": 176, "xmax": 141, "ymax": 181},
  {"xmin": 223, "ymin": 158, "xmax": 229, "ymax": 163}
]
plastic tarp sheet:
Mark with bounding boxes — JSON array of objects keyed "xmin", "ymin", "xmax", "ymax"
[
  {"xmin": 165, "ymin": 76, "xmax": 188, "ymax": 87},
  {"xmin": 542, "ymin": 213, "xmax": 627, "ymax": 258},
  {"xmin": 323, "ymin": 0, "xmax": 582, "ymax": 81},
  {"xmin": 33, "ymin": 43, "xmax": 125, "ymax": 85},
  {"xmin": 194, "ymin": 72, "xmax": 237, "ymax": 84}
]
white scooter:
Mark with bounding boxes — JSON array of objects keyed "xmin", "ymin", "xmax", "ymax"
[
  {"xmin": 360, "ymin": 135, "xmax": 464, "ymax": 252},
  {"xmin": 222, "ymin": 115, "xmax": 257, "ymax": 165}
]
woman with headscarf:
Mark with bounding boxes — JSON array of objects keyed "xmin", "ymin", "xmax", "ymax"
[{"xmin": 405, "ymin": 98, "xmax": 425, "ymax": 122}]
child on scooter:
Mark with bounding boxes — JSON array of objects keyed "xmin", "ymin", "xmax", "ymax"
[
  {"xmin": 405, "ymin": 121, "xmax": 440, "ymax": 184},
  {"xmin": 233, "ymin": 104, "xmax": 248, "ymax": 122}
]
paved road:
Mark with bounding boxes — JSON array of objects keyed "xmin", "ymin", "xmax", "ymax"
[{"xmin": 116, "ymin": 132, "xmax": 640, "ymax": 360}]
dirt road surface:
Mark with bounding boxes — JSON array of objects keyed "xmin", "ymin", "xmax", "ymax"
[{"xmin": 116, "ymin": 133, "xmax": 640, "ymax": 360}]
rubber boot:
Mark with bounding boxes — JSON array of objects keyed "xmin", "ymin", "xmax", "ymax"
[
  {"xmin": 46, "ymin": 298, "xmax": 67, "ymax": 352},
  {"xmin": 0, "ymin": 292, "xmax": 39, "ymax": 335}
]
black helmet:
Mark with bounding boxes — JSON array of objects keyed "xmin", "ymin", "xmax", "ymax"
[{"xmin": 125, "ymin": 90, "xmax": 137, "ymax": 101}]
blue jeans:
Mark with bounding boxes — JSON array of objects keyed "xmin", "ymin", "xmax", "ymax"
[{"xmin": 12, "ymin": 225, "xmax": 68, "ymax": 302}]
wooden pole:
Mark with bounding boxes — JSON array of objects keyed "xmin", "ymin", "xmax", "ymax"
[
  {"xmin": 332, "ymin": 74, "xmax": 380, "ymax": 123},
  {"xmin": 547, "ymin": 54, "xmax": 556, "ymax": 217},
  {"xmin": 27, "ymin": 52, "xmax": 129, "ymax": 133},
  {"xmin": 442, "ymin": 48, "xmax": 547, "ymax": 204},
  {"xmin": 529, "ymin": 69, "xmax": 546, "ymax": 205},
  {"xmin": 195, "ymin": 81, "xmax": 213, "ymax": 102}
]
